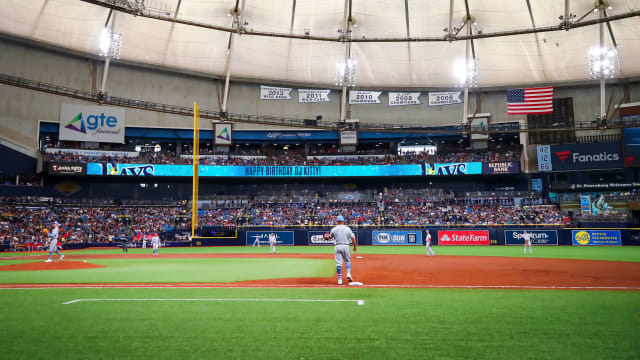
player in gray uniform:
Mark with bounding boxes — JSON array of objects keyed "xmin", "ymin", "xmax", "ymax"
[
  {"xmin": 328, "ymin": 215, "xmax": 357, "ymax": 285},
  {"xmin": 45, "ymin": 221, "xmax": 64, "ymax": 263}
]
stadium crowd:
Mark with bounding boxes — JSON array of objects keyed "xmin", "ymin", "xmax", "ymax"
[
  {"xmin": 46, "ymin": 148, "xmax": 521, "ymax": 166},
  {"xmin": 1, "ymin": 196, "xmax": 567, "ymax": 247}
]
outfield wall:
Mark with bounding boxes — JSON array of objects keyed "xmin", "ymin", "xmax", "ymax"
[{"xmin": 192, "ymin": 227, "xmax": 636, "ymax": 246}]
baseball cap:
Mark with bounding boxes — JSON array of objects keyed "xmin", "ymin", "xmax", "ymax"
[
  {"xmin": 53, "ymin": 221, "xmax": 60, "ymax": 226},
  {"xmin": 337, "ymin": 215, "xmax": 344, "ymax": 222}
]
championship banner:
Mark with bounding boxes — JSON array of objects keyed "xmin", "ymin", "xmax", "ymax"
[
  {"xmin": 438, "ymin": 230, "xmax": 490, "ymax": 245},
  {"xmin": 388, "ymin": 92, "xmax": 422, "ymax": 106},
  {"xmin": 425, "ymin": 162, "xmax": 482, "ymax": 176},
  {"xmin": 482, "ymin": 161, "xmax": 520, "ymax": 175},
  {"xmin": 504, "ymin": 230, "xmax": 558, "ymax": 246},
  {"xmin": 245, "ymin": 231, "xmax": 295, "ymax": 246},
  {"xmin": 260, "ymin": 85, "xmax": 292, "ymax": 100},
  {"xmin": 428, "ymin": 92, "xmax": 463, "ymax": 106},
  {"xmin": 59, "ymin": 104, "xmax": 125, "ymax": 144},
  {"xmin": 48, "ymin": 162, "xmax": 86, "ymax": 176},
  {"xmin": 298, "ymin": 89, "xmax": 331, "ymax": 103},
  {"xmin": 572, "ymin": 230, "xmax": 621, "ymax": 246},
  {"xmin": 372, "ymin": 231, "xmax": 423, "ymax": 245},
  {"xmin": 349, "ymin": 91, "xmax": 382, "ymax": 104},
  {"xmin": 537, "ymin": 145, "xmax": 552, "ymax": 172},
  {"xmin": 214, "ymin": 123, "xmax": 232, "ymax": 145}
]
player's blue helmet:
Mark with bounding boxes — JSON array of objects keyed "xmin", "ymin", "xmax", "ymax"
[
  {"xmin": 337, "ymin": 215, "xmax": 344, "ymax": 222},
  {"xmin": 53, "ymin": 221, "xmax": 60, "ymax": 226}
]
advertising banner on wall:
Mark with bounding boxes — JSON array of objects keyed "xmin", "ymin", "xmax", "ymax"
[
  {"xmin": 48, "ymin": 162, "xmax": 86, "ymax": 176},
  {"xmin": 428, "ymin": 91, "xmax": 463, "ymax": 106},
  {"xmin": 214, "ymin": 123, "xmax": 232, "ymax": 145},
  {"xmin": 308, "ymin": 231, "xmax": 358, "ymax": 245},
  {"xmin": 537, "ymin": 145, "xmax": 552, "ymax": 172},
  {"xmin": 339, "ymin": 131, "xmax": 358, "ymax": 145},
  {"xmin": 87, "ymin": 163, "xmax": 424, "ymax": 177},
  {"xmin": 580, "ymin": 195, "xmax": 591, "ymax": 215},
  {"xmin": 572, "ymin": 230, "xmax": 621, "ymax": 246},
  {"xmin": 388, "ymin": 92, "xmax": 422, "ymax": 106},
  {"xmin": 372, "ymin": 231, "xmax": 423, "ymax": 245},
  {"xmin": 549, "ymin": 142, "xmax": 623, "ymax": 171},
  {"xmin": 425, "ymin": 162, "xmax": 482, "ymax": 176},
  {"xmin": 504, "ymin": 230, "xmax": 558, "ymax": 245},
  {"xmin": 349, "ymin": 91, "xmax": 382, "ymax": 104},
  {"xmin": 59, "ymin": 104, "xmax": 125, "ymax": 143},
  {"xmin": 245, "ymin": 231, "xmax": 294, "ymax": 246},
  {"xmin": 482, "ymin": 161, "xmax": 520, "ymax": 175},
  {"xmin": 259, "ymin": 85, "xmax": 292, "ymax": 100},
  {"xmin": 438, "ymin": 230, "xmax": 490, "ymax": 245},
  {"xmin": 622, "ymin": 127, "xmax": 640, "ymax": 167},
  {"xmin": 298, "ymin": 89, "xmax": 331, "ymax": 103}
]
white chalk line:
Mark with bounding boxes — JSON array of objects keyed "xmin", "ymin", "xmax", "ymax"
[
  {"xmin": 62, "ymin": 298, "xmax": 365, "ymax": 306},
  {"xmin": 0, "ymin": 284, "xmax": 638, "ymax": 290}
]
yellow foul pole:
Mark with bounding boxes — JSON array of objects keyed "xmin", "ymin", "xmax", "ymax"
[{"xmin": 191, "ymin": 101, "xmax": 200, "ymax": 238}]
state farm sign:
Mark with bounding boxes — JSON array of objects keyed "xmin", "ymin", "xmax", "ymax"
[{"xmin": 438, "ymin": 230, "xmax": 490, "ymax": 245}]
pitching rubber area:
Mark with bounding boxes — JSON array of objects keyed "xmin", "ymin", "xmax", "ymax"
[{"xmin": 1, "ymin": 253, "xmax": 639, "ymax": 290}]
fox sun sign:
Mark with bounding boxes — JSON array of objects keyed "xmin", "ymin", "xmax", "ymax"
[{"xmin": 59, "ymin": 104, "xmax": 125, "ymax": 143}]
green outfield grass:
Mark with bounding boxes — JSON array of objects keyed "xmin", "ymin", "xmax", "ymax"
[
  {"xmin": 2, "ymin": 245, "xmax": 639, "ymax": 262},
  {"xmin": 0, "ymin": 288, "xmax": 637, "ymax": 360},
  {"xmin": 0, "ymin": 258, "xmax": 334, "ymax": 284}
]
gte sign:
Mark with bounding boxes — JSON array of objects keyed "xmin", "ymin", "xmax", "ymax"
[
  {"xmin": 549, "ymin": 142, "xmax": 623, "ymax": 170},
  {"xmin": 59, "ymin": 104, "xmax": 125, "ymax": 143}
]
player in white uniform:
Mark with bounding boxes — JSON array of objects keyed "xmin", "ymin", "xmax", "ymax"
[
  {"xmin": 151, "ymin": 233, "xmax": 160, "ymax": 256},
  {"xmin": 523, "ymin": 230, "xmax": 532, "ymax": 254},
  {"xmin": 44, "ymin": 221, "xmax": 64, "ymax": 262},
  {"xmin": 425, "ymin": 230, "xmax": 435, "ymax": 256},
  {"xmin": 328, "ymin": 215, "xmax": 357, "ymax": 285},
  {"xmin": 522, "ymin": 230, "xmax": 533, "ymax": 254},
  {"xmin": 268, "ymin": 233, "xmax": 277, "ymax": 254}
]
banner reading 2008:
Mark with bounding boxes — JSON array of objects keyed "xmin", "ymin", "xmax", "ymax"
[{"xmin": 388, "ymin": 92, "xmax": 421, "ymax": 106}]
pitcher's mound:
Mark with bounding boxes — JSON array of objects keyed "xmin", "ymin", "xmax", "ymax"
[{"xmin": 0, "ymin": 261, "xmax": 104, "ymax": 271}]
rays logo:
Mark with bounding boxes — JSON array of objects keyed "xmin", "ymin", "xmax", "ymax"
[
  {"xmin": 102, "ymin": 163, "xmax": 154, "ymax": 176},
  {"xmin": 426, "ymin": 163, "xmax": 468, "ymax": 175}
]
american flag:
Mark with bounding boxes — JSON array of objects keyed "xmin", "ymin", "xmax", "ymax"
[{"xmin": 507, "ymin": 87, "xmax": 553, "ymax": 115}]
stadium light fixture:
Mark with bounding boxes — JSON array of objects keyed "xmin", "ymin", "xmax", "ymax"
[
  {"xmin": 454, "ymin": 59, "xmax": 478, "ymax": 88},
  {"xmin": 588, "ymin": 47, "xmax": 617, "ymax": 79},
  {"xmin": 336, "ymin": 58, "xmax": 357, "ymax": 87},
  {"xmin": 98, "ymin": 27, "xmax": 123, "ymax": 59}
]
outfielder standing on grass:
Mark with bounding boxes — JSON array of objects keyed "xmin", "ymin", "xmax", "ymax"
[
  {"xmin": 425, "ymin": 230, "xmax": 435, "ymax": 256},
  {"xmin": 523, "ymin": 230, "xmax": 533, "ymax": 254},
  {"xmin": 151, "ymin": 233, "xmax": 160, "ymax": 256},
  {"xmin": 268, "ymin": 232, "xmax": 277, "ymax": 254},
  {"xmin": 45, "ymin": 221, "xmax": 64, "ymax": 263},
  {"xmin": 326, "ymin": 215, "xmax": 356, "ymax": 285}
]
